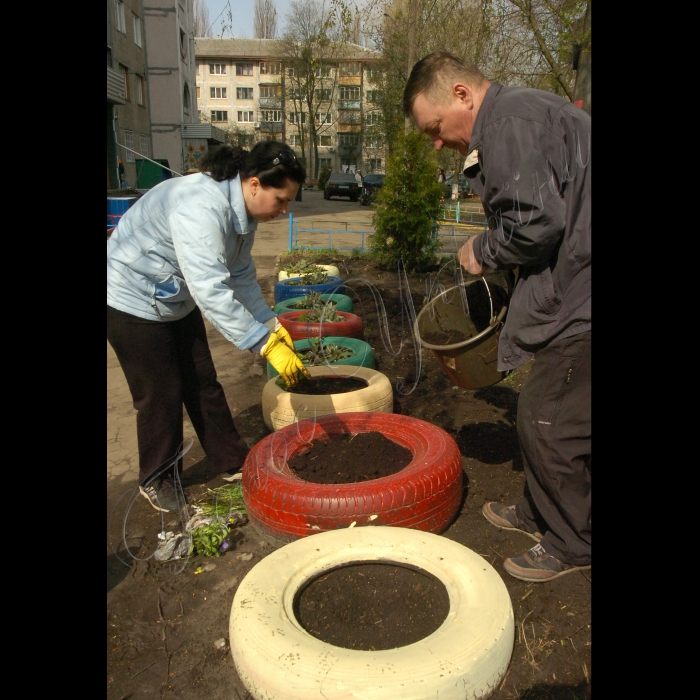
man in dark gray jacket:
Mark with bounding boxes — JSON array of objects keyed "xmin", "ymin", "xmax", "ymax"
[{"xmin": 404, "ymin": 51, "xmax": 590, "ymax": 582}]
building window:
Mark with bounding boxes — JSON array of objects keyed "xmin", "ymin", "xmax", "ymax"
[
  {"xmin": 236, "ymin": 87, "xmax": 253, "ymax": 100},
  {"xmin": 366, "ymin": 112, "xmax": 382, "ymax": 125},
  {"xmin": 318, "ymin": 135, "xmax": 332, "ymax": 147},
  {"xmin": 136, "ymin": 75, "xmax": 145, "ymax": 106},
  {"xmin": 132, "ymin": 13, "xmax": 142, "ymax": 47},
  {"xmin": 339, "ymin": 110, "xmax": 361, "ymax": 124},
  {"xmin": 315, "ymin": 111, "xmax": 332, "ymax": 125},
  {"xmin": 288, "ymin": 112, "xmax": 306, "ymax": 125},
  {"xmin": 314, "ymin": 88, "xmax": 332, "ymax": 101},
  {"xmin": 115, "ymin": 1, "xmax": 126, "ymax": 34},
  {"xmin": 237, "ymin": 111, "xmax": 255, "ymax": 122},
  {"xmin": 339, "ymin": 134, "xmax": 359, "ymax": 147},
  {"xmin": 236, "ymin": 63, "xmax": 253, "ymax": 76},
  {"xmin": 196, "ymin": 86, "xmax": 200, "ymax": 99},
  {"xmin": 366, "ymin": 136, "xmax": 383, "ymax": 149},
  {"xmin": 210, "ymin": 87, "xmax": 227, "ymax": 99},
  {"xmin": 365, "ymin": 68, "xmax": 381, "ymax": 80},
  {"xmin": 366, "ymin": 90, "xmax": 383, "ymax": 103},
  {"xmin": 339, "ymin": 86, "xmax": 360, "ymax": 100},
  {"xmin": 289, "ymin": 135, "xmax": 302, "ymax": 146},
  {"xmin": 183, "ymin": 83, "xmax": 190, "ymax": 114},
  {"xmin": 287, "ymin": 87, "xmax": 305, "ymax": 101},
  {"xmin": 370, "ymin": 159, "xmax": 382, "ymax": 171},
  {"xmin": 319, "ymin": 158, "xmax": 332, "ymax": 169},
  {"xmin": 339, "ymin": 62, "xmax": 360, "ymax": 76},
  {"xmin": 314, "ymin": 65, "xmax": 331, "ymax": 78},
  {"xmin": 261, "ymin": 110, "xmax": 282, "ymax": 122},
  {"xmin": 260, "ymin": 85, "xmax": 280, "ymax": 98},
  {"xmin": 211, "ymin": 110, "xmax": 228, "ymax": 122},
  {"xmin": 124, "ymin": 130, "xmax": 135, "ymax": 162},
  {"xmin": 209, "ymin": 63, "xmax": 226, "ymax": 75},
  {"xmin": 139, "ymin": 134, "xmax": 149, "ymax": 157},
  {"xmin": 119, "ymin": 64, "xmax": 130, "ymax": 101},
  {"xmin": 260, "ymin": 61, "xmax": 281, "ymax": 75},
  {"xmin": 180, "ymin": 28, "xmax": 188, "ymax": 59}
]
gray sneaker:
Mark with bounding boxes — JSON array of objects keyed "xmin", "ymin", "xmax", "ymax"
[
  {"xmin": 503, "ymin": 543, "xmax": 591, "ymax": 582},
  {"xmin": 482, "ymin": 502, "xmax": 542, "ymax": 542},
  {"xmin": 139, "ymin": 475, "xmax": 185, "ymax": 513}
]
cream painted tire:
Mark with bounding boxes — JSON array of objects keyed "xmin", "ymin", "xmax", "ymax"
[
  {"xmin": 278, "ymin": 264, "xmax": 340, "ymax": 281},
  {"xmin": 261, "ymin": 365, "xmax": 393, "ymax": 431},
  {"xmin": 230, "ymin": 526, "xmax": 515, "ymax": 700}
]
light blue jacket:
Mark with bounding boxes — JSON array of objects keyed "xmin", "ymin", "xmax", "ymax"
[{"xmin": 107, "ymin": 172, "xmax": 275, "ymax": 351}]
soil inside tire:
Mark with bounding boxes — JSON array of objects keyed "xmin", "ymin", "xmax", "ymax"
[
  {"xmin": 287, "ymin": 431, "xmax": 412, "ymax": 484},
  {"xmin": 294, "ymin": 562, "xmax": 450, "ymax": 651},
  {"xmin": 286, "ymin": 375, "xmax": 367, "ymax": 395}
]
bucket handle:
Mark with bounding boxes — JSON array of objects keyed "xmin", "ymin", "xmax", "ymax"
[{"xmin": 480, "ymin": 277, "xmax": 496, "ymax": 325}]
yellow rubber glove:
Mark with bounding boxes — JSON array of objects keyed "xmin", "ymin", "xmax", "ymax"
[
  {"xmin": 261, "ymin": 332, "xmax": 311, "ymax": 387},
  {"xmin": 275, "ymin": 324, "xmax": 295, "ymax": 350}
]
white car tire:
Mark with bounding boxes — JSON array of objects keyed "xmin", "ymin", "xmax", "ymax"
[
  {"xmin": 261, "ymin": 365, "xmax": 393, "ymax": 431},
  {"xmin": 230, "ymin": 526, "xmax": 515, "ymax": 700}
]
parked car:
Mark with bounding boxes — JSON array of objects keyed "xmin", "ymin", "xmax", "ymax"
[
  {"xmin": 324, "ymin": 172, "xmax": 361, "ymax": 201},
  {"xmin": 360, "ymin": 173, "xmax": 385, "ymax": 206},
  {"xmin": 444, "ymin": 173, "xmax": 471, "ymax": 199}
]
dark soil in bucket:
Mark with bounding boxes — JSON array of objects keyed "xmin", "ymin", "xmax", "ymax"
[
  {"xmin": 288, "ymin": 431, "xmax": 413, "ymax": 484},
  {"xmin": 295, "ymin": 562, "xmax": 450, "ymax": 650},
  {"xmin": 285, "ymin": 375, "xmax": 367, "ymax": 395},
  {"xmin": 421, "ymin": 280, "xmax": 510, "ymax": 346}
]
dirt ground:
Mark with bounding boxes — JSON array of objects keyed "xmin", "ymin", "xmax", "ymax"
[{"xmin": 107, "ymin": 250, "xmax": 591, "ymax": 700}]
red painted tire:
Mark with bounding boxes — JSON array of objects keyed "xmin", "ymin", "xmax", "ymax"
[
  {"xmin": 277, "ymin": 310, "xmax": 365, "ymax": 341},
  {"xmin": 242, "ymin": 412, "xmax": 463, "ymax": 546}
]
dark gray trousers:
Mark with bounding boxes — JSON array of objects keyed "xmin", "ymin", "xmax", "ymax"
[
  {"xmin": 515, "ymin": 331, "xmax": 591, "ymax": 566},
  {"xmin": 107, "ymin": 305, "xmax": 250, "ymax": 484}
]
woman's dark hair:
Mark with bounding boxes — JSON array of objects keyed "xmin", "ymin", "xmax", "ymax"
[{"xmin": 199, "ymin": 141, "xmax": 306, "ymax": 187}]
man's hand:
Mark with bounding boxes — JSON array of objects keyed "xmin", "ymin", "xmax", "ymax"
[
  {"xmin": 458, "ymin": 235, "xmax": 484, "ymax": 276},
  {"xmin": 261, "ymin": 332, "xmax": 311, "ymax": 387},
  {"xmin": 275, "ymin": 324, "xmax": 295, "ymax": 350}
]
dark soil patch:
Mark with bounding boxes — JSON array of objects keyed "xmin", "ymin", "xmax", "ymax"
[
  {"xmin": 285, "ymin": 375, "xmax": 367, "ymax": 395},
  {"xmin": 287, "ymin": 431, "xmax": 413, "ymax": 484},
  {"xmin": 295, "ymin": 562, "xmax": 450, "ymax": 650}
]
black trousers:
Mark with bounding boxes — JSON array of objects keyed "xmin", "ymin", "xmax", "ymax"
[
  {"xmin": 515, "ymin": 331, "xmax": 591, "ymax": 566},
  {"xmin": 107, "ymin": 305, "xmax": 249, "ymax": 484}
]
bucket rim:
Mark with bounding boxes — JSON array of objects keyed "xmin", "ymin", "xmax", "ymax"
[{"xmin": 414, "ymin": 283, "xmax": 507, "ymax": 351}]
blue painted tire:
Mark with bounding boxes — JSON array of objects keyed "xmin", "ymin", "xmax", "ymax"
[
  {"xmin": 274, "ymin": 293, "xmax": 353, "ymax": 315},
  {"xmin": 273, "ymin": 276, "xmax": 345, "ymax": 303},
  {"xmin": 267, "ymin": 336, "xmax": 375, "ymax": 379}
]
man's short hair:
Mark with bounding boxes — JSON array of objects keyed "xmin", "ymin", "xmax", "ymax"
[{"xmin": 403, "ymin": 51, "xmax": 487, "ymax": 117}]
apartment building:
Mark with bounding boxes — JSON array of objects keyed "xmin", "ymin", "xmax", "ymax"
[
  {"xmin": 194, "ymin": 38, "xmax": 386, "ymax": 176},
  {"xmin": 107, "ymin": 0, "xmax": 152, "ymax": 189}
]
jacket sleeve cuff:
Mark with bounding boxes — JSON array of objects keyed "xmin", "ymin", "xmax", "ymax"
[{"xmin": 250, "ymin": 331, "xmax": 271, "ymax": 354}]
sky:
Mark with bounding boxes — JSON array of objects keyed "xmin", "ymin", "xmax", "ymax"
[{"xmin": 202, "ymin": 0, "xmax": 295, "ymax": 39}]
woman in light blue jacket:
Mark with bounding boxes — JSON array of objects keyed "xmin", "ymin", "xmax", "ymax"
[{"xmin": 107, "ymin": 141, "xmax": 310, "ymax": 513}]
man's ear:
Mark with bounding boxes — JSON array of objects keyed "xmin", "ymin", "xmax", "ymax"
[
  {"xmin": 453, "ymin": 83, "xmax": 474, "ymax": 108},
  {"xmin": 249, "ymin": 176, "xmax": 260, "ymax": 195}
]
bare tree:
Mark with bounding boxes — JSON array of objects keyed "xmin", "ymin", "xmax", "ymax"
[
  {"xmin": 278, "ymin": 0, "xmax": 354, "ymax": 179},
  {"xmin": 193, "ymin": 0, "xmax": 213, "ymax": 38},
  {"xmin": 255, "ymin": 0, "xmax": 278, "ymax": 39}
]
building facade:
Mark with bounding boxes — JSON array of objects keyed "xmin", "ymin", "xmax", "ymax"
[
  {"xmin": 107, "ymin": 0, "xmax": 153, "ymax": 189},
  {"xmin": 194, "ymin": 38, "xmax": 386, "ymax": 176}
]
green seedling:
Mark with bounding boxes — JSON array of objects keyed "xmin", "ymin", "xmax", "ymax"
[{"xmin": 299, "ymin": 337, "xmax": 353, "ymax": 365}]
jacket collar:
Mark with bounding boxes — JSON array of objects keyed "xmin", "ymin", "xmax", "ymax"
[
  {"xmin": 228, "ymin": 175, "xmax": 257, "ymax": 236},
  {"xmin": 463, "ymin": 82, "xmax": 503, "ymax": 175}
]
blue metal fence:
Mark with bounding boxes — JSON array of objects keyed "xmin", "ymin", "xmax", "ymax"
[{"xmin": 287, "ymin": 213, "xmax": 487, "ymax": 253}]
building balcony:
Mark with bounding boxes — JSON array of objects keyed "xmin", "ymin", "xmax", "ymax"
[
  {"xmin": 259, "ymin": 97, "xmax": 282, "ymax": 108},
  {"xmin": 338, "ymin": 100, "xmax": 361, "ymax": 110},
  {"xmin": 107, "ymin": 65, "xmax": 126, "ymax": 104},
  {"xmin": 181, "ymin": 122, "xmax": 226, "ymax": 145},
  {"xmin": 259, "ymin": 121, "xmax": 284, "ymax": 133}
]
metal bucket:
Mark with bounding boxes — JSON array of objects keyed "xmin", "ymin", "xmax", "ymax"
[{"xmin": 414, "ymin": 279, "xmax": 508, "ymax": 390}]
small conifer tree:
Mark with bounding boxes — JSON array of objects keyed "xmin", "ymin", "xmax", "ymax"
[{"xmin": 369, "ymin": 130, "xmax": 444, "ymax": 272}]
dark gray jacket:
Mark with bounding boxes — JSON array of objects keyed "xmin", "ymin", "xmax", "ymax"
[{"xmin": 466, "ymin": 83, "xmax": 591, "ymax": 371}]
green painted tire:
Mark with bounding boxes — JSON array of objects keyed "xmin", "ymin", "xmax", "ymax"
[
  {"xmin": 266, "ymin": 336, "xmax": 375, "ymax": 379},
  {"xmin": 273, "ymin": 293, "xmax": 353, "ymax": 315}
]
